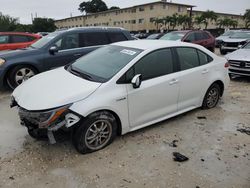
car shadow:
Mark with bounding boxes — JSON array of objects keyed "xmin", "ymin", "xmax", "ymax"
[{"xmin": 230, "ymin": 75, "xmax": 250, "ymax": 83}]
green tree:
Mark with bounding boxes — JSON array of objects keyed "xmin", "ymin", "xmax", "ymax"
[
  {"xmin": 109, "ymin": 6, "xmax": 120, "ymax": 10},
  {"xmin": 0, "ymin": 12, "xmax": 18, "ymax": 31},
  {"xmin": 177, "ymin": 14, "xmax": 191, "ymax": 29},
  {"xmin": 79, "ymin": 0, "xmax": 108, "ymax": 14},
  {"xmin": 169, "ymin": 13, "xmax": 179, "ymax": 30},
  {"xmin": 32, "ymin": 18, "xmax": 56, "ymax": 32},
  {"xmin": 216, "ymin": 18, "xmax": 238, "ymax": 29},
  {"xmin": 195, "ymin": 15, "xmax": 205, "ymax": 28},
  {"xmin": 152, "ymin": 18, "xmax": 163, "ymax": 31},
  {"xmin": 243, "ymin": 9, "xmax": 250, "ymax": 28},
  {"xmin": 200, "ymin": 10, "xmax": 218, "ymax": 29}
]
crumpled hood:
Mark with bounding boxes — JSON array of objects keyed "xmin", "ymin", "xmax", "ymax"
[
  {"xmin": 222, "ymin": 38, "xmax": 248, "ymax": 43},
  {"xmin": 226, "ymin": 49, "xmax": 250, "ymax": 61},
  {"xmin": 12, "ymin": 67, "xmax": 102, "ymax": 111}
]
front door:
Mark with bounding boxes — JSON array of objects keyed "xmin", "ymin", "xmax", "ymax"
[{"xmin": 126, "ymin": 48, "xmax": 179, "ymax": 128}]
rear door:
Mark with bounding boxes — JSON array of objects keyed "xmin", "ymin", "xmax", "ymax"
[
  {"xmin": 174, "ymin": 47, "xmax": 213, "ymax": 111},
  {"xmin": 0, "ymin": 35, "xmax": 10, "ymax": 51},
  {"xmin": 9, "ymin": 34, "xmax": 32, "ymax": 50}
]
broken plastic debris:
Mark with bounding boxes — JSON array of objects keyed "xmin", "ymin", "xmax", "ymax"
[
  {"xmin": 169, "ymin": 140, "xmax": 178, "ymax": 147},
  {"xmin": 173, "ymin": 152, "xmax": 189, "ymax": 162}
]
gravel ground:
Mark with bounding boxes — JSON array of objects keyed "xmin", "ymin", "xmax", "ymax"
[{"xmin": 0, "ymin": 55, "xmax": 249, "ymax": 188}]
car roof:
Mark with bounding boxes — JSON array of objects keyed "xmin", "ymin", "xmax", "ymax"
[
  {"xmin": 113, "ymin": 40, "xmax": 200, "ymax": 50},
  {"xmin": 58, "ymin": 27, "xmax": 126, "ymax": 33},
  {"xmin": 0, "ymin": 32, "xmax": 39, "ymax": 36}
]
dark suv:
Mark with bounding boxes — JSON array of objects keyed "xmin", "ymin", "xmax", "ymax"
[
  {"xmin": 0, "ymin": 27, "xmax": 132, "ymax": 89},
  {"xmin": 160, "ymin": 30, "xmax": 215, "ymax": 52}
]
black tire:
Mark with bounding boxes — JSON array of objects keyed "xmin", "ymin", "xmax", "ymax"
[
  {"xmin": 202, "ymin": 83, "xmax": 221, "ymax": 109},
  {"xmin": 7, "ymin": 65, "xmax": 37, "ymax": 89},
  {"xmin": 73, "ymin": 111, "xmax": 117, "ymax": 154}
]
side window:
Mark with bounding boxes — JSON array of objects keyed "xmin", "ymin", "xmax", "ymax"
[
  {"xmin": 79, "ymin": 32, "xmax": 109, "ymax": 47},
  {"xmin": 0, "ymin": 35, "xmax": 9, "ymax": 44},
  {"xmin": 27, "ymin": 36, "xmax": 36, "ymax": 42},
  {"xmin": 133, "ymin": 48, "xmax": 174, "ymax": 81},
  {"xmin": 108, "ymin": 32, "xmax": 127, "ymax": 43},
  {"xmin": 60, "ymin": 33, "xmax": 79, "ymax": 50},
  {"xmin": 185, "ymin": 32, "xmax": 195, "ymax": 42},
  {"xmin": 197, "ymin": 50, "xmax": 213, "ymax": 65},
  {"xmin": 176, "ymin": 47, "xmax": 199, "ymax": 70},
  {"xmin": 11, "ymin": 35, "xmax": 29, "ymax": 43},
  {"xmin": 203, "ymin": 32, "xmax": 210, "ymax": 39}
]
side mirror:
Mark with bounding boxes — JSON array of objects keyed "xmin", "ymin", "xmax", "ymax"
[
  {"xmin": 131, "ymin": 74, "xmax": 142, "ymax": 89},
  {"xmin": 238, "ymin": 45, "xmax": 242, "ymax": 49},
  {"xmin": 49, "ymin": 46, "xmax": 59, "ymax": 55}
]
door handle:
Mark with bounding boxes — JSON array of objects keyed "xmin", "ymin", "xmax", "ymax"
[
  {"xmin": 202, "ymin": 69, "xmax": 209, "ymax": 74},
  {"xmin": 169, "ymin": 79, "xmax": 178, "ymax": 85}
]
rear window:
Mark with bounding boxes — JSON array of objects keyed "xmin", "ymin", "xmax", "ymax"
[
  {"xmin": 79, "ymin": 32, "xmax": 109, "ymax": 47},
  {"xmin": 11, "ymin": 35, "xmax": 29, "ymax": 43},
  {"xmin": 108, "ymin": 32, "xmax": 127, "ymax": 43}
]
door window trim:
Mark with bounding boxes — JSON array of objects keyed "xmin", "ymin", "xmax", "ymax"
[{"xmin": 117, "ymin": 47, "xmax": 178, "ymax": 84}]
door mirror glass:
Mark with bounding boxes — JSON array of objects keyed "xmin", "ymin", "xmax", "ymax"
[
  {"xmin": 131, "ymin": 74, "xmax": 142, "ymax": 88},
  {"xmin": 49, "ymin": 46, "xmax": 59, "ymax": 55}
]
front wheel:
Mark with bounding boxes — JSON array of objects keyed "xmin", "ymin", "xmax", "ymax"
[
  {"xmin": 202, "ymin": 83, "xmax": 221, "ymax": 109},
  {"xmin": 7, "ymin": 65, "xmax": 37, "ymax": 89},
  {"xmin": 73, "ymin": 111, "xmax": 117, "ymax": 154}
]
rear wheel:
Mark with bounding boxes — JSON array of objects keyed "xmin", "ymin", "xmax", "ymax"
[
  {"xmin": 7, "ymin": 65, "xmax": 37, "ymax": 89},
  {"xmin": 202, "ymin": 83, "xmax": 221, "ymax": 109},
  {"xmin": 73, "ymin": 111, "xmax": 117, "ymax": 154}
]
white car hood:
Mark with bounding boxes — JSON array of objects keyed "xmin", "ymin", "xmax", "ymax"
[
  {"xmin": 226, "ymin": 49, "xmax": 250, "ymax": 61},
  {"xmin": 12, "ymin": 67, "xmax": 102, "ymax": 111},
  {"xmin": 222, "ymin": 38, "xmax": 247, "ymax": 43}
]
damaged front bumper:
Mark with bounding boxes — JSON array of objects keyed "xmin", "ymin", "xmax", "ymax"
[{"xmin": 17, "ymin": 105, "xmax": 81, "ymax": 144}]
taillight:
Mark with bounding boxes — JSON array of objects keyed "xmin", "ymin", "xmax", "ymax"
[{"xmin": 224, "ymin": 62, "xmax": 230, "ymax": 68}]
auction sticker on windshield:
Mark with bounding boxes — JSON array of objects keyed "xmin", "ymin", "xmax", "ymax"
[{"xmin": 120, "ymin": 49, "xmax": 137, "ymax": 56}]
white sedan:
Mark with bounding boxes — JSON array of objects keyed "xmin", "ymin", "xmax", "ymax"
[{"xmin": 11, "ymin": 40, "xmax": 230, "ymax": 154}]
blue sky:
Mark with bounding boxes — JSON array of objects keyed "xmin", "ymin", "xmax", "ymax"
[{"xmin": 0, "ymin": 0, "xmax": 249, "ymax": 24}]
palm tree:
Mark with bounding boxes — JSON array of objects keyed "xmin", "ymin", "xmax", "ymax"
[
  {"xmin": 195, "ymin": 15, "xmax": 205, "ymax": 28},
  {"xmin": 201, "ymin": 10, "xmax": 218, "ymax": 29},
  {"xmin": 163, "ymin": 16, "xmax": 172, "ymax": 30},
  {"xmin": 152, "ymin": 18, "xmax": 163, "ymax": 31},
  {"xmin": 243, "ymin": 9, "xmax": 250, "ymax": 28},
  {"xmin": 169, "ymin": 13, "xmax": 179, "ymax": 30},
  {"xmin": 178, "ymin": 15, "xmax": 191, "ymax": 29}
]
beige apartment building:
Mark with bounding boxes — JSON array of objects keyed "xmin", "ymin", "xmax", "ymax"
[{"xmin": 55, "ymin": 0, "xmax": 244, "ymax": 32}]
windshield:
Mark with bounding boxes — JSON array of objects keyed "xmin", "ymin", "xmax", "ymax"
[
  {"xmin": 242, "ymin": 42, "xmax": 250, "ymax": 49},
  {"xmin": 70, "ymin": 45, "xmax": 142, "ymax": 82},
  {"xmin": 147, "ymin": 34, "xmax": 158, "ymax": 39},
  {"xmin": 230, "ymin": 32, "xmax": 250, "ymax": 39},
  {"xmin": 221, "ymin": 30, "xmax": 235, "ymax": 36},
  {"xmin": 30, "ymin": 32, "xmax": 60, "ymax": 48},
  {"xmin": 160, "ymin": 32, "xmax": 186, "ymax": 41}
]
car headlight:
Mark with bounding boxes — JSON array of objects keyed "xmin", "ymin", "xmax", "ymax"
[{"xmin": 0, "ymin": 58, "xmax": 5, "ymax": 66}]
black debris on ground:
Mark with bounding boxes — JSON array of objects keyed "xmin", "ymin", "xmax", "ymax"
[
  {"xmin": 197, "ymin": 116, "xmax": 207, "ymax": 120},
  {"xmin": 237, "ymin": 127, "xmax": 250, "ymax": 135},
  {"xmin": 169, "ymin": 140, "xmax": 178, "ymax": 147},
  {"xmin": 173, "ymin": 152, "xmax": 189, "ymax": 162}
]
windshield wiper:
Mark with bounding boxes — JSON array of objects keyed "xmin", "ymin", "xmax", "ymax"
[{"xmin": 68, "ymin": 65, "xmax": 93, "ymax": 81}]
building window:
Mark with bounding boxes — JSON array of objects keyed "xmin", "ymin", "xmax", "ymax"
[
  {"xmin": 139, "ymin": 19, "xmax": 144, "ymax": 24},
  {"xmin": 114, "ymin": 22, "xmax": 116, "ymax": 25},
  {"xmin": 131, "ymin": 20, "xmax": 136, "ymax": 24},
  {"xmin": 125, "ymin": 20, "xmax": 127, "ymax": 23},
  {"xmin": 139, "ymin": 7, "xmax": 144, "ymax": 11},
  {"xmin": 150, "ymin": 5, "xmax": 154, "ymax": 10},
  {"xmin": 178, "ymin": 6, "xmax": 184, "ymax": 12},
  {"xmin": 163, "ymin": 5, "xmax": 169, "ymax": 9},
  {"xmin": 131, "ymin": 8, "xmax": 136, "ymax": 13}
]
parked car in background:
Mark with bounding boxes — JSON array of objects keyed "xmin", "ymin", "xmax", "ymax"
[
  {"xmin": 225, "ymin": 40, "xmax": 250, "ymax": 77},
  {"xmin": 0, "ymin": 27, "xmax": 133, "ymax": 89},
  {"xmin": 0, "ymin": 32, "xmax": 41, "ymax": 51},
  {"xmin": 215, "ymin": 30, "xmax": 239, "ymax": 47},
  {"xmin": 220, "ymin": 30, "xmax": 250, "ymax": 55},
  {"xmin": 11, "ymin": 40, "xmax": 229, "ymax": 154},
  {"xmin": 160, "ymin": 30, "xmax": 215, "ymax": 52},
  {"xmin": 37, "ymin": 32, "xmax": 50, "ymax": 36},
  {"xmin": 134, "ymin": 33, "xmax": 149, "ymax": 39},
  {"xmin": 146, "ymin": 33, "xmax": 165, "ymax": 40}
]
